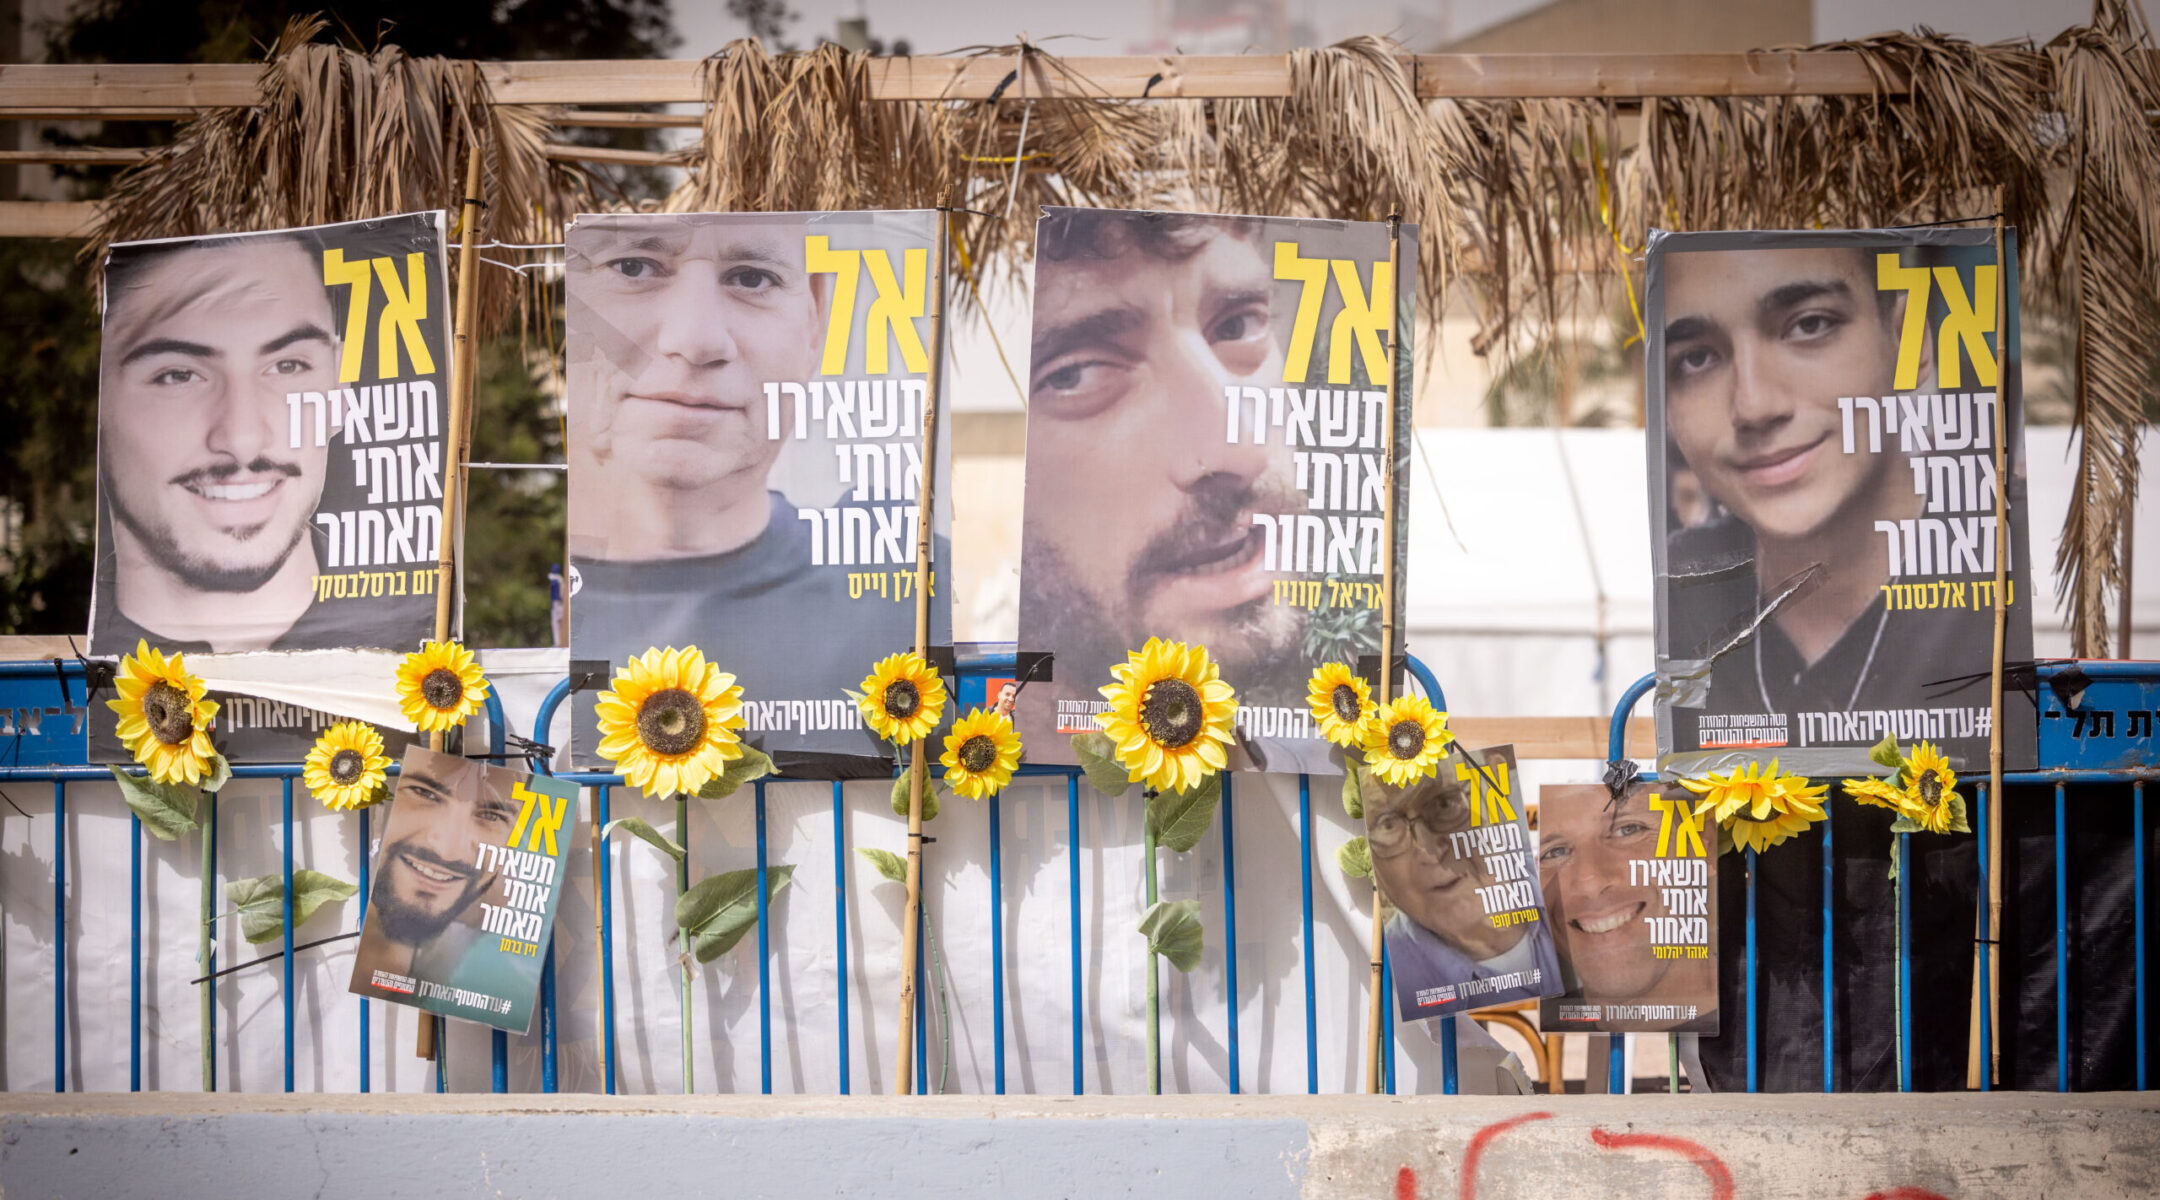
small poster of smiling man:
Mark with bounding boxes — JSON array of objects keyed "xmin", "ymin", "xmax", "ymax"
[
  {"xmin": 1537, "ymin": 781, "xmax": 1719, "ymax": 1034},
  {"xmin": 1646, "ymin": 227, "xmax": 2036, "ymax": 778}
]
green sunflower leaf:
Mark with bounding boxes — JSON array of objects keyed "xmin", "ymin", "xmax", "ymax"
[
  {"xmin": 200, "ymin": 752, "xmax": 233, "ymax": 795},
  {"xmin": 602, "ymin": 816, "xmax": 686, "ymax": 862},
  {"xmin": 1146, "ymin": 772, "xmax": 1221, "ymax": 854},
  {"xmin": 677, "ymin": 864, "xmax": 795, "ymax": 964},
  {"xmin": 1341, "ymin": 765, "xmax": 1365, "ymax": 820},
  {"xmin": 1138, "ymin": 898, "xmax": 1205, "ymax": 973},
  {"xmin": 1069, "ymin": 731, "xmax": 1132, "ymax": 799},
  {"xmin": 223, "ymin": 869, "xmax": 358, "ymax": 945},
  {"xmin": 1868, "ymin": 733, "xmax": 1906, "ymax": 774},
  {"xmin": 1337, "ymin": 836, "xmax": 1374, "ymax": 879},
  {"xmin": 696, "ymin": 745, "xmax": 775, "ymax": 801},
  {"xmin": 109, "ymin": 766, "xmax": 200, "ymax": 842},
  {"xmin": 890, "ymin": 771, "xmax": 940, "ymax": 822},
  {"xmin": 1889, "ymin": 815, "xmax": 1925, "ymax": 835},
  {"xmin": 1944, "ymin": 793, "xmax": 1971, "ymax": 834},
  {"xmin": 857, "ymin": 847, "xmax": 909, "ymax": 885}
]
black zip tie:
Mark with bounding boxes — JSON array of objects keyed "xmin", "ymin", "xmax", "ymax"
[
  {"xmin": 1141, "ymin": 71, "xmax": 1163, "ymax": 98},
  {"xmin": 985, "ymin": 69, "xmax": 1019, "ymax": 105},
  {"xmin": 190, "ymin": 931, "xmax": 360, "ymax": 985},
  {"xmin": 462, "ymin": 196, "xmax": 490, "ymax": 208},
  {"xmin": 51, "ymin": 657, "xmax": 71, "ymax": 708}
]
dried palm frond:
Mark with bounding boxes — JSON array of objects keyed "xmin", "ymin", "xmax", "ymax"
[
  {"xmin": 88, "ymin": 15, "xmax": 581, "ymax": 333},
  {"xmin": 2046, "ymin": 0, "xmax": 2160, "ymax": 655}
]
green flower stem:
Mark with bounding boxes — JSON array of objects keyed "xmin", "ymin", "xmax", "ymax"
[
  {"xmin": 199, "ymin": 790, "xmax": 215, "ymax": 1092},
  {"xmin": 677, "ymin": 793, "xmax": 692, "ymax": 1095},
  {"xmin": 1144, "ymin": 810, "xmax": 1160, "ymax": 1096}
]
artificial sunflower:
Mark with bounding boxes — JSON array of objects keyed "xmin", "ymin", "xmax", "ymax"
[
  {"xmin": 1681, "ymin": 759, "xmax": 1829, "ymax": 854},
  {"xmin": 108, "ymin": 639, "xmax": 219, "ymax": 786},
  {"xmin": 1361, "ymin": 694, "xmax": 1452, "ymax": 787},
  {"xmin": 304, "ymin": 721, "xmax": 390, "ymax": 811},
  {"xmin": 940, "ymin": 708, "xmax": 1023, "ymax": 800},
  {"xmin": 857, "ymin": 651, "xmax": 947, "ymax": 744},
  {"xmin": 1843, "ymin": 740, "xmax": 1964, "ymax": 834},
  {"xmin": 394, "ymin": 640, "xmax": 490, "ymax": 733},
  {"xmin": 594, "ymin": 645, "xmax": 747, "ymax": 798},
  {"xmin": 1096, "ymin": 637, "xmax": 1238, "ymax": 794},
  {"xmin": 1307, "ymin": 661, "xmax": 1375, "ymax": 748}
]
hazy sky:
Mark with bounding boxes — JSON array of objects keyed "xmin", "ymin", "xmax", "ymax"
[{"xmin": 671, "ymin": 0, "xmax": 2100, "ymax": 57}]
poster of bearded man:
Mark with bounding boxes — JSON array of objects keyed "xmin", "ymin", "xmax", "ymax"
[{"xmin": 1015, "ymin": 208, "xmax": 1415, "ymax": 776}]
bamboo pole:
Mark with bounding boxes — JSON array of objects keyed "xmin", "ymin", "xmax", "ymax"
[
  {"xmin": 1365, "ymin": 213, "xmax": 1405, "ymax": 1094},
  {"xmin": 415, "ymin": 137, "xmax": 486, "ymax": 1066},
  {"xmin": 895, "ymin": 205, "xmax": 950, "ymax": 1095},
  {"xmin": 1975, "ymin": 193, "xmax": 2011, "ymax": 1089}
]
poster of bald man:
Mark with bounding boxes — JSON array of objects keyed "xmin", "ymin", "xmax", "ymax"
[
  {"xmin": 89, "ymin": 214, "xmax": 451, "ymax": 659},
  {"xmin": 1646, "ymin": 228, "xmax": 2036, "ymax": 778},
  {"xmin": 564, "ymin": 211, "xmax": 951, "ymax": 773}
]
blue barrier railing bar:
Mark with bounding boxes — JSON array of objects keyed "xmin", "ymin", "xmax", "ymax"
[
  {"xmin": 756, "ymin": 781, "xmax": 772, "ymax": 1095},
  {"xmin": 282, "ymin": 776, "xmax": 295, "ymax": 1093},
  {"xmin": 53, "ymin": 780, "xmax": 65, "ymax": 1093},
  {"xmin": 481, "ymin": 691, "xmax": 513, "ymax": 1094},
  {"xmin": 1222, "ymin": 772, "xmax": 1240, "ymax": 1094},
  {"xmin": 205, "ymin": 788, "xmax": 216, "ymax": 1092},
  {"xmin": 491, "ymin": 1030, "xmax": 508, "ymax": 1092},
  {"xmin": 2138, "ymin": 781, "xmax": 2148, "ymax": 1092},
  {"xmin": 1823, "ymin": 804, "xmax": 1835, "ymax": 1093},
  {"xmin": 358, "ymin": 806, "xmax": 371, "ymax": 1093},
  {"xmin": 1067, "ymin": 771, "xmax": 1083, "ymax": 1096},
  {"xmin": 1381, "ymin": 945, "xmax": 1396, "ymax": 1095},
  {"xmin": 1297, "ymin": 773, "xmax": 1317, "ymax": 1095},
  {"xmin": 541, "ymin": 944, "xmax": 559, "ymax": 1092},
  {"xmin": 1439, "ymin": 1014, "xmax": 1457, "ymax": 1095},
  {"xmin": 989, "ymin": 788, "xmax": 1006, "ymax": 1095},
  {"xmin": 1608, "ymin": 1034, "xmax": 1625, "ymax": 1094},
  {"xmin": 832, "ymin": 781, "xmax": 849, "ymax": 1095},
  {"xmin": 2056, "ymin": 781, "xmax": 2070, "ymax": 1092},
  {"xmin": 1897, "ymin": 831, "xmax": 1912, "ymax": 1093},
  {"xmin": 130, "ymin": 810, "xmax": 141, "ymax": 1093},
  {"xmin": 598, "ymin": 784, "xmax": 617, "ymax": 1095},
  {"xmin": 1746, "ymin": 845, "xmax": 1758, "ymax": 1094}
]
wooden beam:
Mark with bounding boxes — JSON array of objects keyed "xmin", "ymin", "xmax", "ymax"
[
  {"xmin": 0, "ymin": 200, "xmax": 101, "ymax": 237},
  {"xmin": 0, "ymin": 51, "xmax": 1922, "ymax": 117},
  {"xmin": 1450, "ymin": 715, "xmax": 1654, "ymax": 761},
  {"xmin": 541, "ymin": 141, "xmax": 686, "ymax": 166},
  {"xmin": 0, "ymin": 147, "xmax": 145, "ymax": 165}
]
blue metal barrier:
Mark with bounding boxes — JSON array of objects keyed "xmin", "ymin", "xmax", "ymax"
[{"xmin": 0, "ymin": 649, "xmax": 1562, "ymax": 1098}]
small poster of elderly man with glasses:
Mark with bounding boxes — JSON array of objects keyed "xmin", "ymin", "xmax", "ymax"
[{"xmin": 1365, "ymin": 743, "xmax": 1561, "ymax": 1020}]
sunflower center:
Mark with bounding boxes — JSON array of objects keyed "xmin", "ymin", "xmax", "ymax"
[
  {"xmin": 1917, "ymin": 768, "xmax": 1944, "ymax": 807},
  {"xmin": 328, "ymin": 748, "xmax": 365, "ymax": 785},
  {"xmin": 1330, "ymin": 683, "xmax": 1364, "ymax": 724},
  {"xmin": 958, "ymin": 734, "xmax": 998, "ymax": 774},
  {"xmin": 420, "ymin": 668, "xmax": 463, "ymax": 711},
  {"xmin": 1387, "ymin": 719, "xmax": 1425, "ymax": 761},
  {"xmin": 881, "ymin": 679, "xmax": 921, "ymax": 721},
  {"xmin": 636, "ymin": 688, "xmax": 707, "ymax": 757},
  {"xmin": 142, "ymin": 681, "xmax": 195, "ymax": 746},
  {"xmin": 1141, "ymin": 678, "xmax": 1204, "ymax": 749}
]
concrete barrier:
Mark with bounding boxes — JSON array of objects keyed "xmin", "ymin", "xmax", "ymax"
[{"xmin": 4, "ymin": 1092, "xmax": 2157, "ymax": 1198}]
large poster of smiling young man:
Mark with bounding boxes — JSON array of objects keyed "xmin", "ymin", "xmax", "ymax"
[
  {"xmin": 89, "ymin": 214, "xmax": 450, "ymax": 657},
  {"xmin": 564, "ymin": 211, "xmax": 951, "ymax": 773},
  {"xmin": 1016, "ymin": 208, "xmax": 1416, "ymax": 776},
  {"xmin": 1646, "ymin": 228, "xmax": 2036, "ymax": 779}
]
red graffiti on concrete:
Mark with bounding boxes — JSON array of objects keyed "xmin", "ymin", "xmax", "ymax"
[
  {"xmin": 1397, "ymin": 1113, "xmax": 1949, "ymax": 1200},
  {"xmin": 1588, "ymin": 1127, "xmax": 1735, "ymax": 1200}
]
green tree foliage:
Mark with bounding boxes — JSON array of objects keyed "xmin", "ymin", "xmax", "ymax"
[{"xmin": 2, "ymin": 1, "xmax": 673, "ymax": 643}]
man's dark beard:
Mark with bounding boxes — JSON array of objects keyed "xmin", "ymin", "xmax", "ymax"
[
  {"xmin": 103, "ymin": 456, "xmax": 312, "ymax": 593},
  {"xmin": 1019, "ymin": 473, "xmax": 1307, "ymax": 699},
  {"xmin": 372, "ymin": 845, "xmax": 488, "ymax": 946}
]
